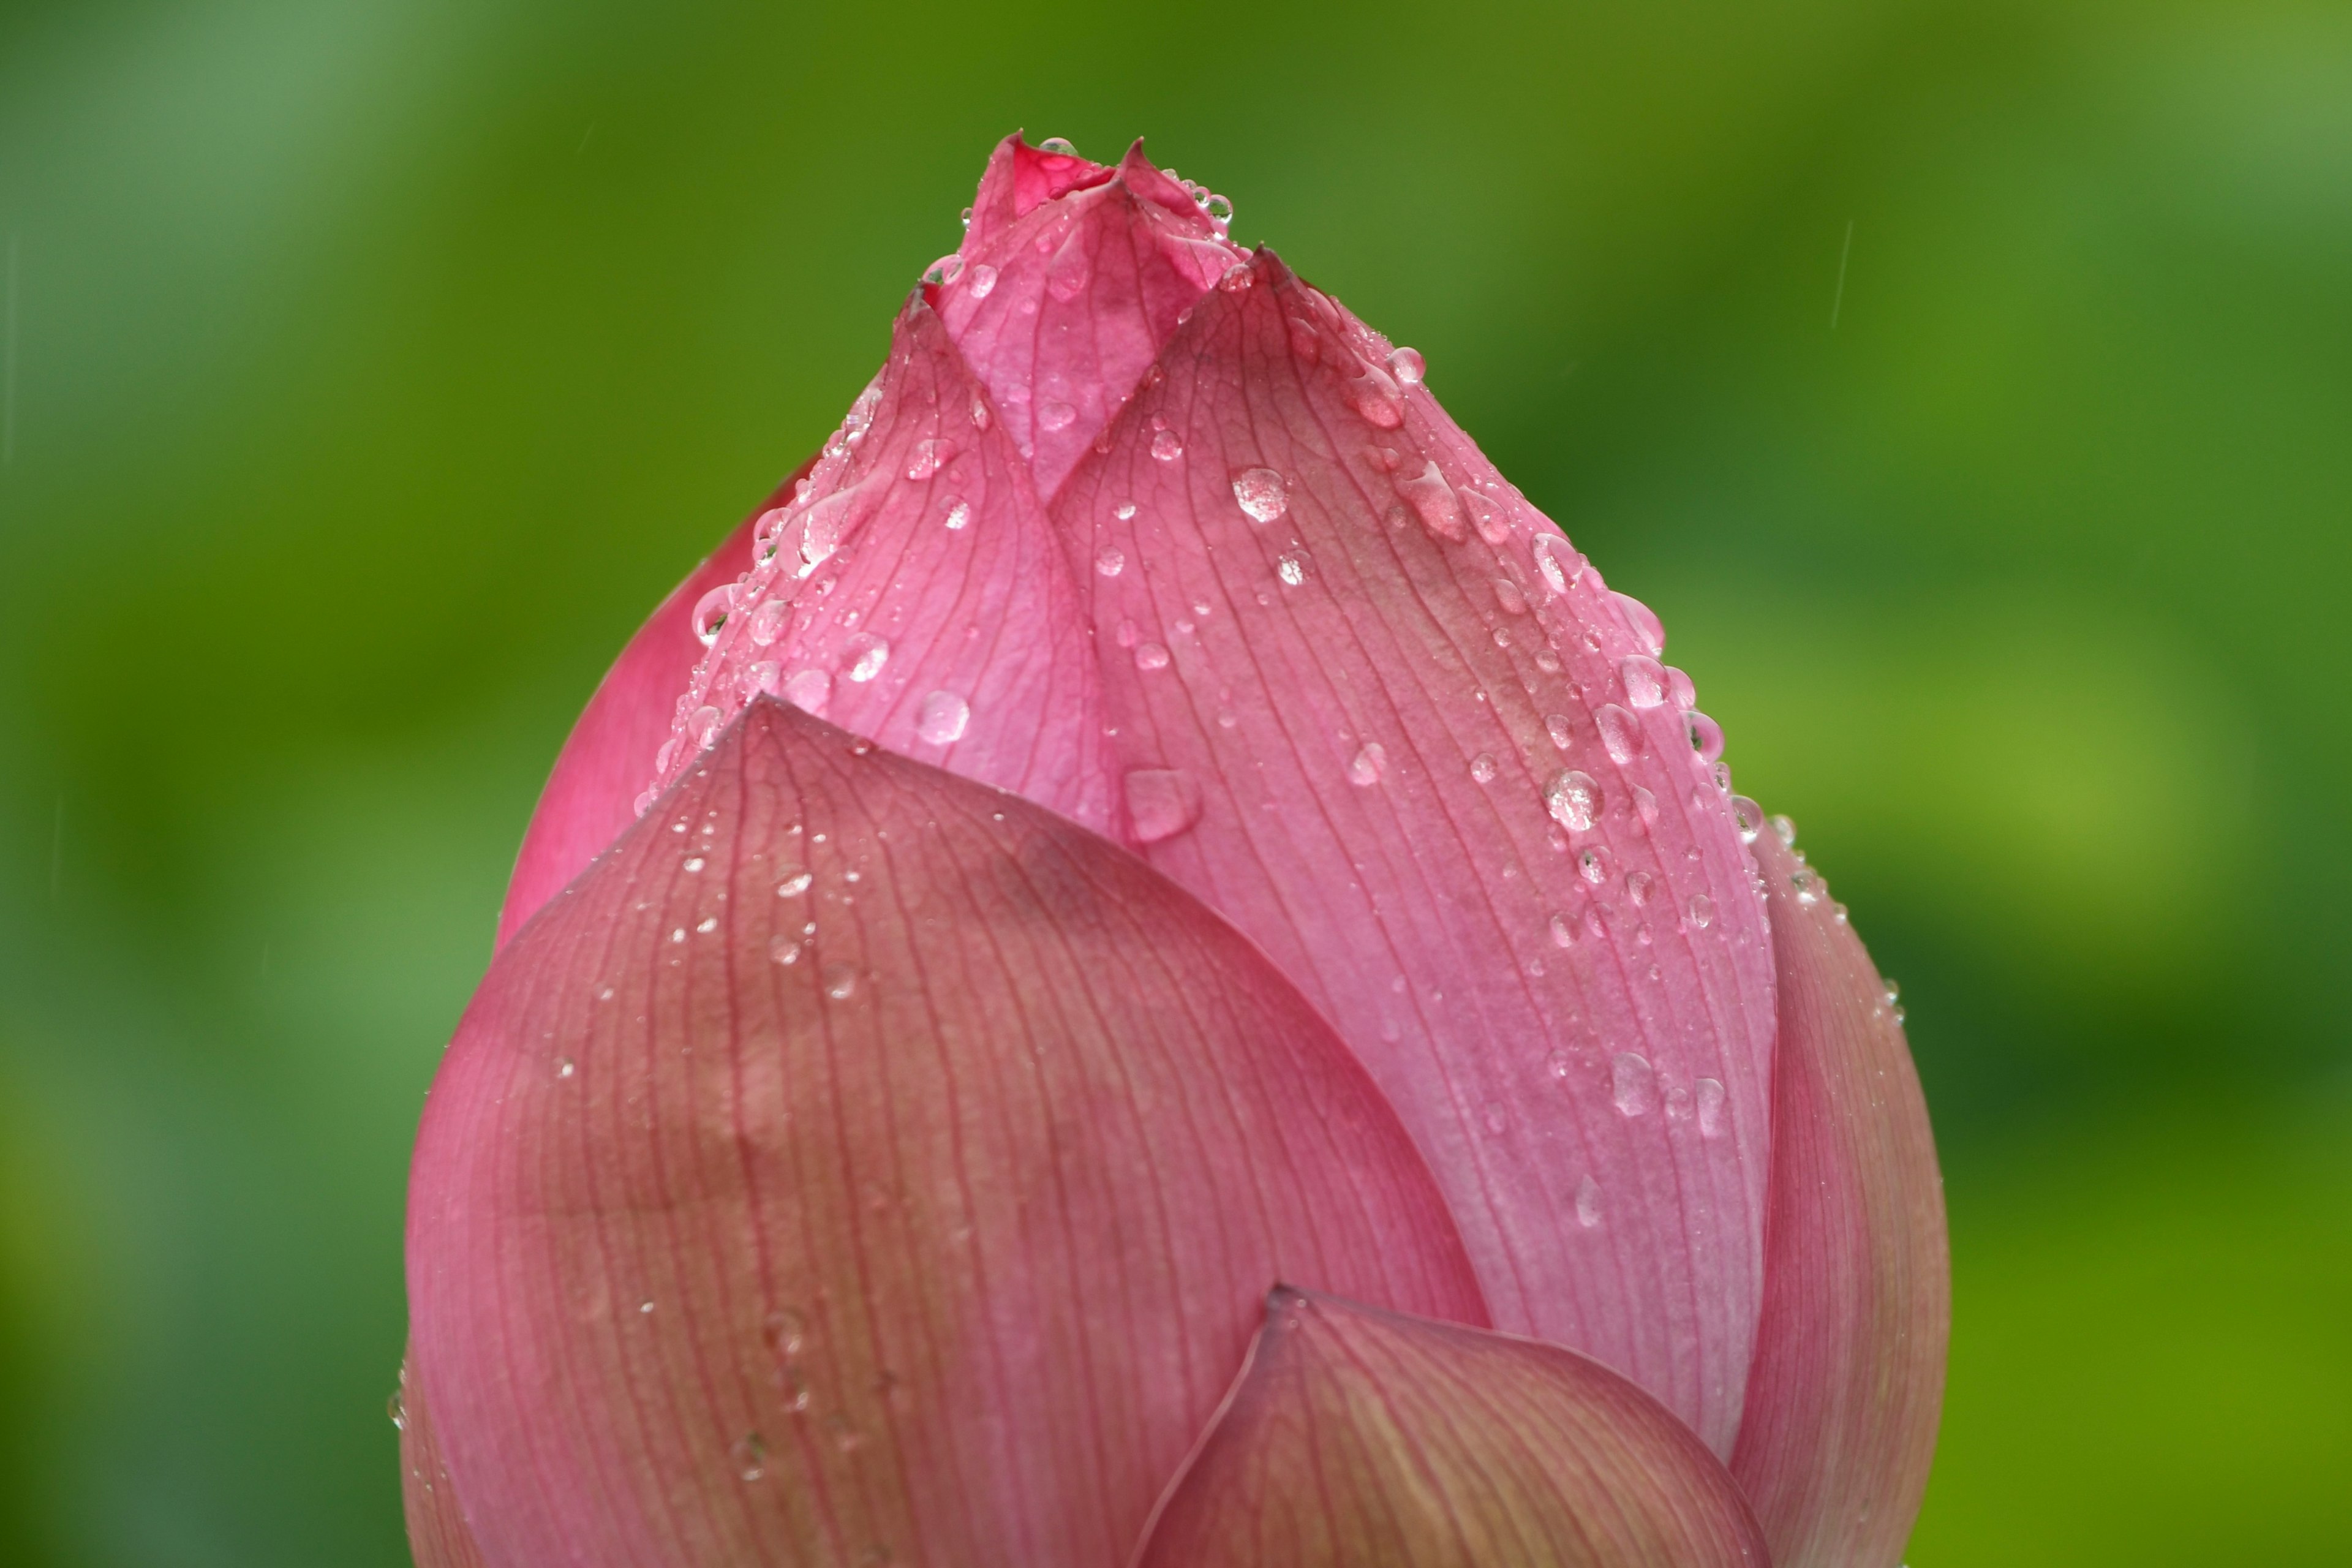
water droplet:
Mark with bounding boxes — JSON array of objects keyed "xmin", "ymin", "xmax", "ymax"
[
  {"xmin": 684, "ymin": 856, "xmax": 706, "ymax": 873},
  {"xmin": 1687, "ymin": 892, "xmax": 1714, "ymax": 929},
  {"xmin": 731, "ymin": 1433, "xmax": 769, "ymax": 1482},
  {"xmin": 1666, "ymin": 665, "xmax": 1697, "ymax": 710},
  {"xmin": 1203, "ymin": 191, "xmax": 1234, "ymax": 224},
  {"xmin": 1596, "ymin": 704, "xmax": 1644, "ymax": 764},
  {"xmin": 939, "ymin": 496, "xmax": 973, "ymax": 532},
  {"xmin": 1036, "ymin": 399, "xmax": 1076, "ymax": 432},
  {"xmin": 1095, "ymin": 546, "xmax": 1125, "ymax": 578},
  {"xmin": 1771, "ymin": 813, "xmax": 1798, "ymax": 848},
  {"xmin": 966, "ymin": 262, "xmax": 997, "ymax": 299},
  {"xmin": 1626, "ymin": 870, "xmax": 1654, "ymax": 906},
  {"xmin": 1387, "ymin": 345, "xmax": 1425, "ymax": 385},
  {"xmin": 1469, "ymin": 752, "xmax": 1499, "ymax": 783},
  {"xmin": 1576, "ymin": 1175, "xmax": 1604, "ymax": 1228},
  {"xmin": 693, "ymin": 586, "xmax": 736, "ymax": 647},
  {"xmin": 916, "ymin": 690, "xmax": 970, "ymax": 744},
  {"xmin": 1232, "ymin": 467, "xmax": 1288, "ymax": 522},
  {"xmin": 1348, "ymin": 742, "xmax": 1389, "ymax": 786},
  {"xmin": 1545, "ymin": 714, "xmax": 1575, "ymax": 751},
  {"xmin": 1150, "ymin": 429, "xmax": 1185, "ymax": 462},
  {"xmin": 1396, "ymin": 461, "xmax": 1466, "ymax": 542},
  {"xmin": 1632, "ymin": 784, "xmax": 1659, "ymax": 827},
  {"xmin": 1348, "ymin": 372, "xmax": 1405, "ymax": 428},
  {"xmin": 1114, "ymin": 500, "xmax": 1137, "ymax": 520},
  {"xmin": 557, "ymin": 1057, "xmax": 575, "ymax": 1079},
  {"xmin": 1696, "ymin": 1077, "xmax": 1727, "ymax": 1137},
  {"xmin": 388, "ymin": 1389, "xmax": 407, "ymax": 1430},
  {"xmin": 1276, "ymin": 552, "xmax": 1306, "ymax": 586},
  {"xmin": 696, "ymin": 916, "xmax": 718, "ymax": 934},
  {"xmin": 906, "ymin": 437, "xmax": 955, "ymax": 480},
  {"xmin": 824, "ymin": 965, "xmax": 859, "ymax": 1001},
  {"xmin": 1578, "ymin": 845, "xmax": 1610, "ymax": 885},
  {"xmin": 1549, "ymin": 911, "xmax": 1578, "ymax": 948},
  {"xmin": 1612, "ymin": 1051, "xmax": 1656, "ymax": 1116},
  {"xmin": 1684, "ymin": 710, "xmax": 1724, "ymax": 763},
  {"xmin": 1545, "ymin": 769, "xmax": 1602, "ymax": 832},
  {"xmin": 1046, "ymin": 251, "xmax": 1090, "ymax": 302},
  {"xmin": 1125, "ymin": 768, "xmax": 1203, "ymax": 843},
  {"xmin": 1037, "ymin": 135, "xmax": 1079, "ymax": 155},
  {"xmin": 1791, "ymin": 866, "xmax": 1822, "ymax": 905},
  {"xmin": 1134, "ymin": 642, "xmax": 1171, "ymax": 671},
  {"xmin": 690, "ymin": 706, "xmax": 725, "ymax": 748},
  {"xmin": 1534, "ymin": 535, "xmax": 1585, "ymax": 594},
  {"xmin": 1621, "ymin": 655, "xmax": 1667, "ymax": 709},
  {"xmin": 1461, "ymin": 487, "xmax": 1510, "ymax": 545},
  {"xmin": 921, "ymin": 253, "xmax": 963, "ymax": 287},
  {"xmin": 781, "ymin": 668, "xmax": 831, "ymax": 716},
  {"xmin": 843, "ymin": 635, "xmax": 891, "ymax": 683},
  {"xmin": 1614, "ymin": 592, "xmax": 1665, "ymax": 654},
  {"xmin": 1493, "ymin": 576, "xmax": 1529, "ymax": 616},
  {"xmin": 1883, "ymin": 979, "xmax": 1901, "ymax": 1005},
  {"xmin": 1218, "ymin": 262, "xmax": 1253, "ymax": 293},
  {"xmin": 770, "ymin": 937, "xmax": 802, "ymax": 965},
  {"xmin": 1730, "ymin": 796, "xmax": 1764, "ymax": 843},
  {"xmin": 1547, "ymin": 1049, "xmax": 1574, "ymax": 1080}
]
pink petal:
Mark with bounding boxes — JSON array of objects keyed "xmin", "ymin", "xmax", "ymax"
[
  {"xmin": 1730, "ymin": 827, "xmax": 1949, "ymax": 1566},
  {"xmin": 639, "ymin": 297, "xmax": 1120, "ymax": 839},
  {"xmin": 408, "ymin": 701, "xmax": 1486, "ymax": 1568},
  {"xmin": 1132, "ymin": 1288, "xmax": 1768, "ymax": 1567},
  {"xmin": 398, "ymin": 1349, "xmax": 491, "ymax": 1568},
  {"xmin": 957, "ymin": 131, "xmax": 1117, "ymax": 255},
  {"xmin": 934, "ymin": 138, "xmax": 1239, "ymax": 499},
  {"xmin": 497, "ymin": 463, "xmax": 811, "ymax": 949},
  {"xmin": 1053, "ymin": 248, "xmax": 1777, "ymax": 1454}
]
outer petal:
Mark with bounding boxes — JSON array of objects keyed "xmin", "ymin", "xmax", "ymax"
[
  {"xmin": 644, "ymin": 297, "xmax": 1120, "ymax": 833},
  {"xmin": 1132, "ymin": 1289, "xmax": 1768, "ymax": 1567},
  {"xmin": 1730, "ymin": 827, "xmax": 1949, "ymax": 1566},
  {"xmin": 933, "ymin": 138, "xmax": 1237, "ymax": 498},
  {"xmin": 1054, "ymin": 249, "xmax": 1777, "ymax": 1453},
  {"xmin": 497, "ymin": 464, "xmax": 808, "ymax": 948},
  {"xmin": 397, "ymin": 1349, "xmax": 490, "ymax": 1568},
  {"xmin": 957, "ymin": 131, "xmax": 1117, "ymax": 255},
  {"xmin": 408, "ymin": 700, "xmax": 1486, "ymax": 1568}
]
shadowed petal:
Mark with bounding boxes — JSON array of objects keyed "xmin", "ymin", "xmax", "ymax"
[
  {"xmin": 1054, "ymin": 247, "xmax": 1777, "ymax": 1453},
  {"xmin": 933, "ymin": 138, "xmax": 1238, "ymax": 497},
  {"xmin": 1132, "ymin": 1289, "xmax": 1768, "ymax": 1567},
  {"xmin": 398, "ymin": 1350, "xmax": 490, "ymax": 1568},
  {"xmin": 408, "ymin": 700, "xmax": 1486, "ymax": 1568},
  {"xmin": 1730, "ymin": 828, "xmax": 1949, "ymax": 1567},
  {"xmin": 497, "ymin": 462, "xmax": 810, "ymax": 949},
  {"xmin": 642, "ymin": 298, "xmax": 1119, "ymax": 835}
]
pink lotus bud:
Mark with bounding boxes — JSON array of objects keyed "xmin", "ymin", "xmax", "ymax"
[{"xmin": 412, "ymin": 135, "xmax": 1946, "ymax": 1566}]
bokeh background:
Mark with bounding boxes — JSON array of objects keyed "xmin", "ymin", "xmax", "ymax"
[{"xmin": 1, "ymin": 0, "xmax": 2346, "ymax": 1561}]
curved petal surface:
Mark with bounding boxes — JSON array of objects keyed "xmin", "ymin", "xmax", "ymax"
[
  {"xmin": 1054, "ymin": 248, "xmax": 1777, "ymax": 1452},
  {"xmin": 1133, "ymin": 1288, "xmax": 1768, "ymax": 1567},
  {"xmin": 409, "ymin": 699, "xmax": 1485, "ymax": 1568},
  {"xmin": 1730, "ymin": 827, "xmax": 1948, "ymax": 1567},
  {"xmin": 398, "ymin": 1350, "xmax": 490, "ymax": 1568},
  {"xmin": 498, "ymin": 464, "xmax": 807, "ymax": 948}
]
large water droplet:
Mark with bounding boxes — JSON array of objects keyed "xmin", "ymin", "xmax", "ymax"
[
  {"xmin": 1276, "ymin": 552, "xmax": 1307, "ymax": 587},
  {"xmin": 1095, "ymin": 546, "xmax": 1125, "ymax": 578},
  {"xmin": 1396, "ymin": 461, "xmax": 1466, "ymax": 542},
  {"xmin": 1730, "ymin": 796, "xmax": 1765, "ymax": 843},
  {"xmin": 1534, "ymin": 534, "xmax": 1585, "ymax": 595},
  {"xmin": 745, "ymin": 597, "xmax": 790, "ymax": 646},
  {"xmin": 842, "ymin": 635, "xmax": 891, "ymax": 683},
  {"xmin": 922, "ymin": 253, "xmax": 963, "ymax": 287},
  {"xmin": 1348, "ymin": 742, "xmax": 1389, "ymax": 786},
  {"xmin": 823, "ymin": 965, "xmax": 859, "ymax": 1001},
  {"xmin": 731, "ymin": 1433, "xmax": 769, "ymax": 1483},
  {"xmin": 1666, "ymin": 665, "xmax": 1697, "ymax": 710},
  {"xmin": 693, "ymin": 586, "xmax": 737, "ymax": 647},
  {"xmin": 1771, "ymin": 813, "xmax": 1798, "ymax": 848},
  {"xmin": 1626, "ymin": 870, "xmax": 1654, "ymax": 906},
  {"xmin": 1545, "ymin": 714, "xmax": 1575, "ymax": 751},
  {"xmin": 1578, "ymin": 845, "xmax": 1610, "ymax": 884},
  {"xmin": 1494, "ymin": 576, "xmax": 1529, "ymax": 616},
  {"xmin": 1687, "ymin": 892, "xmax": 1714, "ymax": 929},
  {"xmin": 1612, "ymin": 1052, "xmax": 1656, "ymax": 1116},
  {"xmin": 1684, "ymin": 709, "xmax": 1725, "ymax": 763},
  {"xmin": 1460, "ymin": 486, "xmax": 1510, "ymax": 545},
  {"xmin": 782, "ymin": 668, "xmax": 831, "ymax": 716},
  {"xmin": 1596, "ymin": 704, "xmax": 1644, "ymax": 764},
  {"xmin": 1387, "ymin": 345, "xmax": 1425, "ymax": 385},
  {"xmin": 1469, "ymin": 752, "xmax": 1499, "ymax": 783},
  {"xmin": 1036, "ymin": 399, "xmax": 1076, "ymax": 432},
  {"xmin": 1545, "ymin": 769, "xmax": 1601, "ymax": 832},
  {"xmin": 1231, "ymin": 467, "xmax": 1288, "ymax": 522},
  {"xmin": 1348, "ymin": 370, "xmax": 1405, "ymax": 428},
  {"xmin": 1621, "ymin": 655, "xmax": 1667, "ymax": 709},
  {"xmin": 1150, "ymin": 429, "xmax": 1185, "ymax": 462},
  {"xmin": 1134, "ymin": 642, "xmax": 1171, "ymax": 671},
  {"xmin": 1575, "ymin": 1174, "xmax": 1604, "ymax": 1228},
  {"xmin": 1125, "ymin": 768, "xmax": 1204, "ymax": 843},
  {"xmin": 1614, "ymin": 592, "xmax": 1665, "ymax": 654},
  {"xmin": 916, "ymin": 690, "xmax": 970, "ymax": 744},
  {"xmin": 966, "ymin": 262, "xmax": 998, "ymax": 300},
  {"xmin": 1548, "ymin": 911, "xmax": 1577, "ymax": 948},
  {"xmin": 690, "ymin": 706, "xmax": 725, "ymax": 748},
  {"xmin": 906, "ymin": 438, "xmax": 955, "ymax": 480}
]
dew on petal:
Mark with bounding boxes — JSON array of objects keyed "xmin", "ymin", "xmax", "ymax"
[
  {"xmin": 1469, "ymin": 752, "xmax": 1499, "ymax": 783},
  {"xmin": 1150, "ymin": 429, "xmax": 1185, "ymax": 462},
  {"xmin": 731, "ymin": 1433, "xmax": 769, "ymax": 1483},
  {"xmin": 1596, "ymin": 704, "xmax": 1645, "ymax": 764},
  {"xmin": 1696, "ymin": 1077, "xmax": 1727, "ymax": 1138},
  {"xmin": 1348, "ymin": 742, "xmax": 1389, "ymax": 786},
  {"xmin": 1387, "ymin": 345, "xmax": 1425, "ymax": 385},
  {"xmin": 905, "ymin": 438, "xmax": 955, "ymax": 480},
  {"xmin": 941, "ymin": 497, "xmax": 972, "ymax": 531},
  {"xmin": 915, "ymin": 690, "xmax": 970, "ymax": 744},
  {"xmin": 1632, "ymin": 783, "xmax": 1659, "ymax": 827},
  {"xmin": 1548, "ymin": 911, "xmax": 1577, "ymax": 948},
  {"xmin": 1348, "ymin": 372, "xmax": 1405, "ymax": 428},
  {"xmin": 1134, "ymin": 642, "xmax": 1172, "ymax": 671},
  {"xmin": 1772, "ymin": 813, "xmax": 1798, "ymax": 848},
  {"xmin": 1576, "ymin": 1174, "xmax": 1604, "ymax": 1228},
  {"xmin": 777, "ymin": 871, "xmax": 813, "ymax": 897},
  {"xmin": 1687, "ymin": 891, "xmax": 1714, "ymax": 929},
  {"xmin": 744, "ymin": 660, "xmax": 784, "ymax": 699},
  {"xmin": 1276, "ymin": 552, "xmax": 1307, "ymax": 586},
  {"xmin": 1621, "ymin": 655, "xmax": 1667, "ymax": 708},
  {"xmin": 842, "ymin": 635, "xmax": 891, "ymax": 684},
  {"xmin": 1626, "ymin": 870, "xmax": 1654, "ymax": 907},
  {"xmin": 747, "ymin": 597, "xmax": 790, "ymax": 646},
  {"xmin": 1545, "ymin": 769, "xmax": 1602, "ymax": 832},
  {"xmin": 1534, "ymin": 534, "xmax": 1586, "ymax": 595},
  {"xmin": 1612, "ymin": 1051, "xmax": 1656, "ymax": 1117},
  {"xmin": 1095, "ymin": 546, "xmax": 1125, "ymax": 578},
  {"xmin": 1461, "ymin": 487, "xmax": 1510, "ymax": 545},
  {"xmin": 1036, "ymin": 399, "xmax": 1076, "ymax": 432},
  {"xmin": 823, "ymin": 965, "xmax": 859, "ymax": 1001},
  {"xmin": 1614, "ymin": 591, "xmax": 1665, "ymax": 654},
  {"xmin": 1684, "ymin": 709, "xmax": 1725, "ymax": 763},
  {"xmin": 1578, "ymin": 845, "xmax": 1610, "ymax": 885},
  {"xmin": 1114, "ymin": 501, "xmax": 1137, "ymax": 520},
  {"xmin": 692, "ymin": 586, "xmax": 736, "ymax": 647},
  {"xmin": 690, "ymin": 706, "xmax": 725, "ymax": 748},
  {"xmin": 1125, "ymin": 767, "xmax": 1204, "ymax": 843},
  {"xmin": 965, "ymin": 262, "xmax": 998, "ymax": 299},
  {"xmin": 1666, "ymin": 665, "xmax": 1697, "ymax": 710},
  {"xmin": 1730, "ymin": 795, "xmax": 1765, "ymax": 843},
  {"xmin": 1232, "ymin": 467, "xmax": 1288, "ymax": 522},
  {"xmin": 1396, "ymin": 461, "xmax": 1466, "ymax": 542},
  {"xmin": 1494, "ymin": 576, "xmax": 1529, "ymax": 616},
  {"xmin": 1545, "ymin": 714, "xmax": 1575, "ymax": 751},
  {"xmin": 921, "ymin": 254, "xmax": 963, "ymax": 287},
  {"xmin": 781, "ymin": 668, "xmax": 831, "ymax": 716},
  {"xmin": 1037, "ymin": 135, "xmax": 1078, "ymax": 155}
]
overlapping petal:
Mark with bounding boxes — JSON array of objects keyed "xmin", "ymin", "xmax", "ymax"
[
  {"xmin": 1133, "ymin": 1289, "xmax": 1768, "ymax": 1567},
  {"xmin": 410, "ymin": 699, "xmax": 1486, "ymax": 1567},
  {"xmin": 1730, "ymin": 827, "xmax": 1948, "ymax": 1566},
  {"xmin": 1051, "ymin": 246, "xmax": 1777, "ymax": 1453},
  {"xmin": 396, "ymin": 1350, "xmax": 490, "ymax": 1568}
]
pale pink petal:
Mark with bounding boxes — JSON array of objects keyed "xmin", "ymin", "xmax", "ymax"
[
  {"xmin": 958, "ymin": 132, "xmax": 1116, "ymax": 255},
  {"xmin": 398, "ymin": 1348, "xmax": 491, "ymax": 1568},
  {"xmin": 1133, "ymin": 1288, "xmax": 1768, "ymax": 1567},
  {"xmin": 933, "ymin": 138, "xmax": 1238, "ymax": 499},
  {"xmin": 408, "ymin": 701, "xmax": 1486, "ymax": 1568},
  {"xmin": 497, "ymin": 464, "xmax": 809, "ymax": 948},
  {"xmin": 643, "ymin": 298, "xmax": 1119, "ymax": 836},
  {"xmin": 1052, "ymin": 248, "xmax": 1777, "ymax": 1455},
  {"xmin": 1730, "ymin": 827, "xmax": 1949, "ymax": 1566}
]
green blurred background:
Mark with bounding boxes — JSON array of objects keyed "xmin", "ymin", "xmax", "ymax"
[{"xmin": 1, "ymin": 0, "xmax": 2346, "ymax": 1561}]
